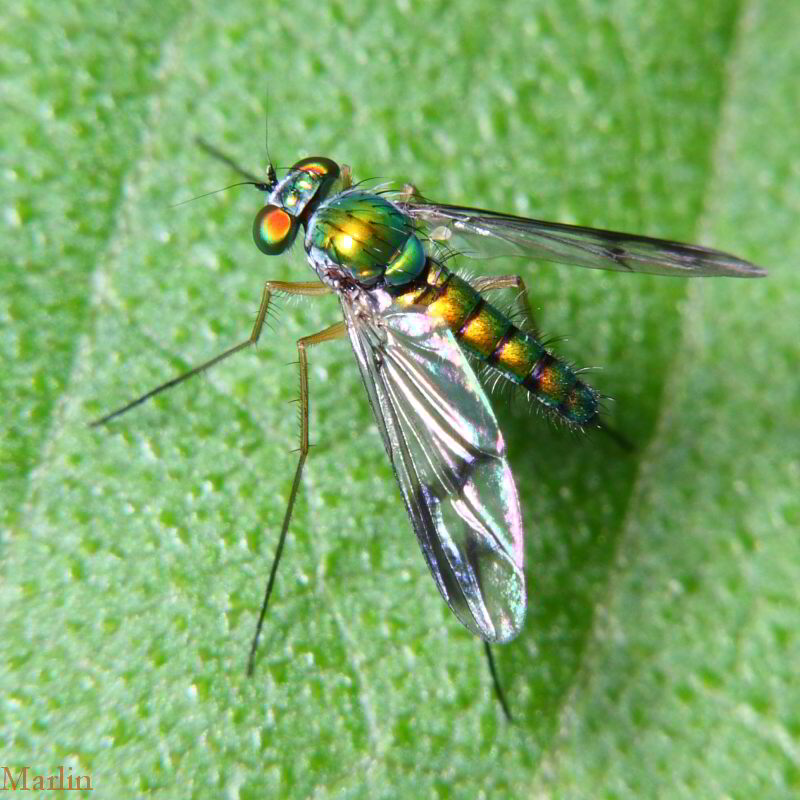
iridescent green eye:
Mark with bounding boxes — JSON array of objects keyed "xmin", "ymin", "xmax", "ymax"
[{"xmin": 253, "ymin": 205, "xmax": 299, "ymax": 255}]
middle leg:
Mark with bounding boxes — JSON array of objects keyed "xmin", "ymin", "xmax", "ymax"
[{"xmin": 247, "ymin": 320, "xmax": 347, "ymax": 675}]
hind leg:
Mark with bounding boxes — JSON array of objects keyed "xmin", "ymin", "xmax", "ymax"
[{"xmin": 471, "ymin": 274, "xmax": 538, "ymax": 333}]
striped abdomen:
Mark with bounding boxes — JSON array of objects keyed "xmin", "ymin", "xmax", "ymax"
[{"xmin": 393, "ymin": 259, "xmax": 597, "ymax": 425}]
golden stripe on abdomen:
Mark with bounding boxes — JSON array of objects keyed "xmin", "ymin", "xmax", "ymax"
[
  {"xmin": 426, "ymin": 276, "xmax": 482, "ymax": 331},
  {"xmin": 459, "ymin": 299, "xmax": 514, "ymax": 359},
  {"xmin": 491, "ymin": 331, "xmax": 544, "ymax": 381}
]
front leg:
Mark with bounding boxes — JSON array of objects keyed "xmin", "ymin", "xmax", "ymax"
[{"xmin": 91, "ymin": 280, "xmax": 333, "ymax": 426}]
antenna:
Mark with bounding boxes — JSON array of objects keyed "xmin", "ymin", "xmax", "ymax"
[
  {"xmin": 170, "ymin": 181, "xmax": 266, "ymax": 208},
  {"xmin": 265, "ymin": 84, "xmax": 277, "ymax": 186},
  {"xmin": 195, "ymin": 136, "xmax": 264, "ymax": 184}
]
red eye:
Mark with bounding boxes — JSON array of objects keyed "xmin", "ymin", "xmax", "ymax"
[{"xmin": 253, "ymin": 205, "xmax": 298, "ymax": 255}]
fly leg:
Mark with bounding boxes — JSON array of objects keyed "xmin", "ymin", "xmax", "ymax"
[
  {"xmin": 90, "ymin": 280, "xmax": 332, "ymax": 426},
  {"xmin": 400, "ymin": 182, "xmax": 424, "ymax": 202},
  {"xmin": 471, "ymin": 274, "xmax": 538, "ymax": 333},
  {"xmin": 247, "ymin": 320, "xmax": 347, "ymax": 675},
  {"xmin": 483, "ymin": 642, "xmax": 513, "ymax": 722}
]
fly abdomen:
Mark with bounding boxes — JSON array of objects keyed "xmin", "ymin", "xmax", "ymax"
[
  {"xmin": 520, "ymin": 350, "xmax": 597, "ymax": 425},
  {"xmin": 393, "ymin": 259, "xmax": 598, "ymax": 426},
  {"xmin": 478, "ymin": 316, "xmax": 597, "ymax": 426}
]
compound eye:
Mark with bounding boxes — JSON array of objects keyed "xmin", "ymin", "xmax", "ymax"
[
  {"xmin": 253, "ymin": 205, "xmax": 298, "ymax": 255},
  {"xmin": 290, "ymin": 156, "xmax": 340, "ymax": 180}
]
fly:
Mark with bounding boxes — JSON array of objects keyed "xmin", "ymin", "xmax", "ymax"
[{"xmin": 92, "ymin": 138, "xmax": 766, "ymax": 719}]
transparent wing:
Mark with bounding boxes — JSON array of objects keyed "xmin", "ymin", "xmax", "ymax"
[
  {"xmin": 398, "ymin": 199, "xmax": 766, "ymax": 278},
  {"xmin": 342, "ymin": 303, "xmax": 526, "ymax": 643}
]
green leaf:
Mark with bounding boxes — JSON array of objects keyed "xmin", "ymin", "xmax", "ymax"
[{"xmin": 3, "ymin": 1, "xmax": 798, "ymax": 797}]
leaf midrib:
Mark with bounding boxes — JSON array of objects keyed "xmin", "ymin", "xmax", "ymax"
[{"xmin": 535, "ymin": 0, "xmax": 750, "ymax": 777}]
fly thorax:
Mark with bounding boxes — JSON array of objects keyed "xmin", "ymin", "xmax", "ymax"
[
  {"xmin": 383, "ymin": 234, "xmax": 426, "ymax": 288},
  {"xmin": 305, "ymin": 190, "xmax": 420, "ymax": 288}
]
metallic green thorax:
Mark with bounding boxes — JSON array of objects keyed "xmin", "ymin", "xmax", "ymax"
[
  {"xmin": 308, "ymin": 191, "xmax": 425, "ymax": 287},
  {"xmin": 385, "ymin": 234, "xmax": 426, "ymax": 287}
]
